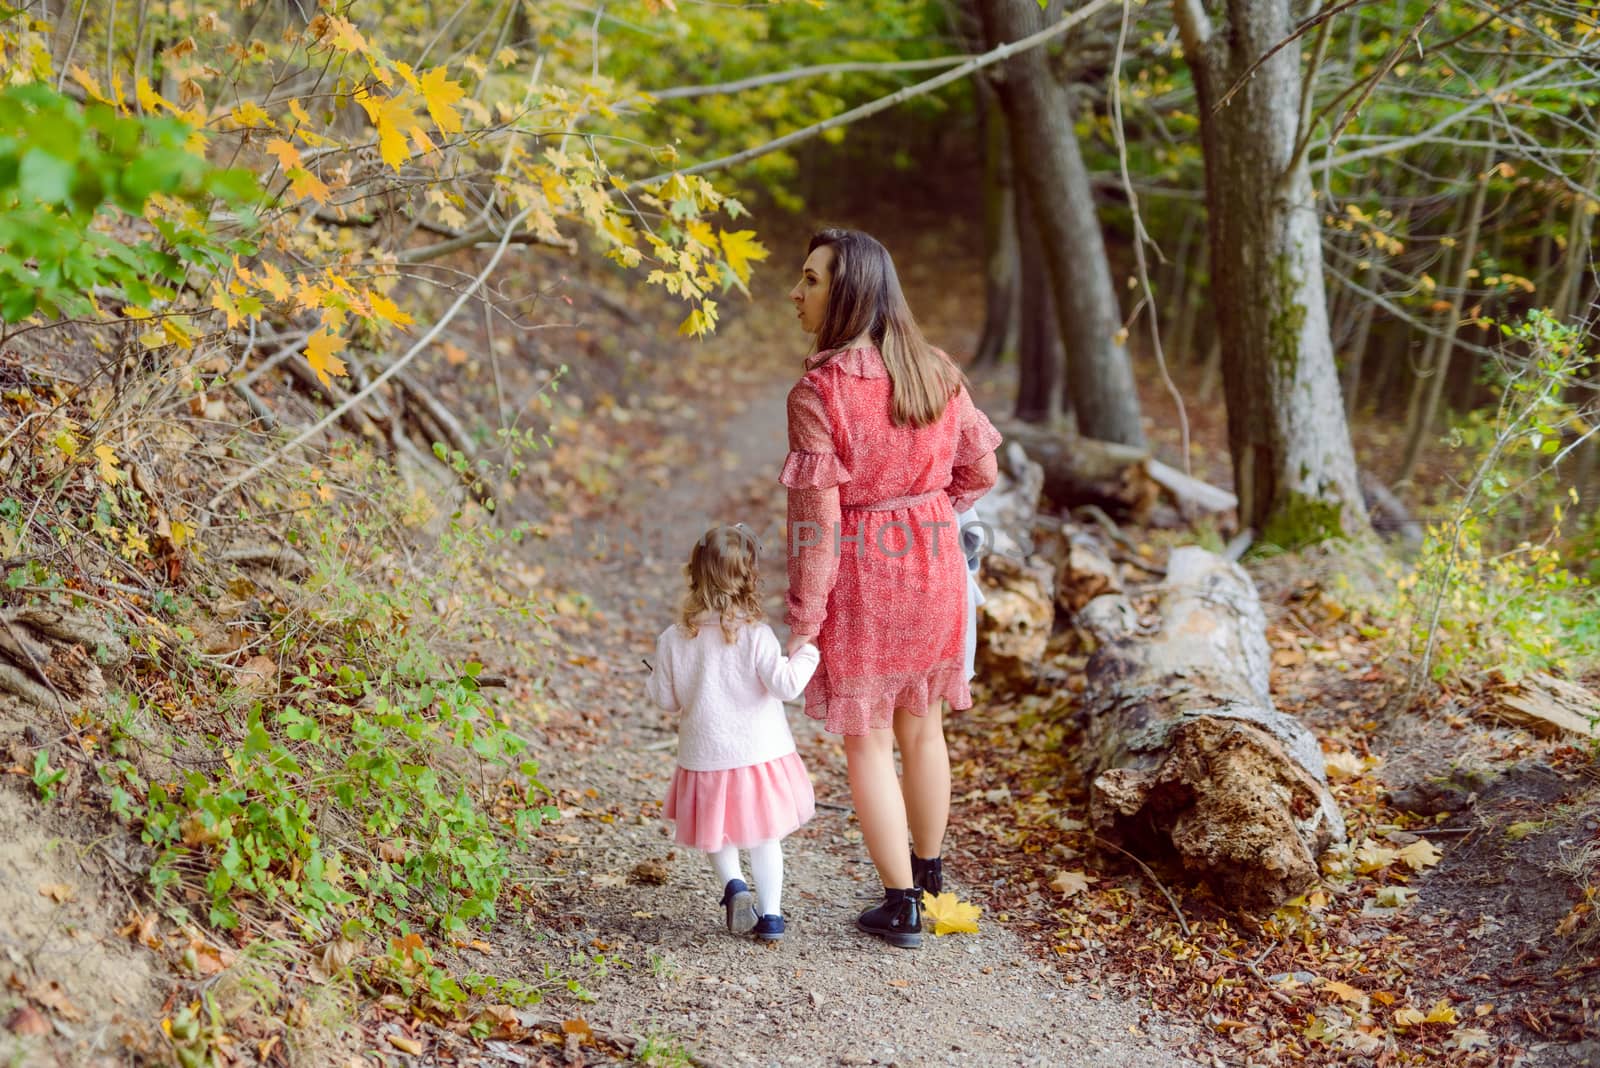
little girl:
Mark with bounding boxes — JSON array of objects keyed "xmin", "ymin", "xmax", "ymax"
[{"xmin": 646, "ymin": 524, "xmax": 819, "ymax": 942}]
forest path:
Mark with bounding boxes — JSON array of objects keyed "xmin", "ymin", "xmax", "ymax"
[{"xmin": 503, "ymin": 310, "xmax": 1209, "ymax": 1068}]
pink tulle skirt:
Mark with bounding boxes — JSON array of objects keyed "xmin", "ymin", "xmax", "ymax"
[{"xmin": 663, "ymin": 751, "xmax": 815, "ymax": 852}]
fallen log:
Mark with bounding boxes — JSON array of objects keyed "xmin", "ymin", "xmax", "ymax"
[
  {"xmin": 1491, "ymin": 672, "xmax": 1599, "ymax": 739},
  {"xmin": 0, "ymin": 607, "xmax": 128, "ymax": 709},
  {"xmin": 998, "ymin": 421, "xmax": 1159, "ymax": 522},
  {"xmin": 1078, "ymin": 546, "xmax": 1344, "ymax": 911},
  {"xmin": 996, "ymin": 422, "xmax": 1237, "ymax": 525}
]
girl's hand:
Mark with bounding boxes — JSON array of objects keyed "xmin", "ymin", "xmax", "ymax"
[{"xmin": 786, "ymin": 634, "xmax": 813, "ymax": 657}]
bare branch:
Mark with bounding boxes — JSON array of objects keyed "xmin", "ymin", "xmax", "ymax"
[
  {"xmin": 204, "ymin": 205, "xmax": 539, "ymax": 518},
  {"xmin": 1213, "ymin": 0, "xmax": 1370, "ymax": 113},
  {"xmin": 398, "ymin": 219, "xmax": 577, "ymax": 264},
  {"xmin": 632, "ymin": 0, "xmax": 1120, "ymax": 190},
  {"xmin": 1313, "ymin": 59, "xmax": 1563, "ymax": 173},
  {"xmin": 650, "ymin": 55, "xmax": 974, "ymax": 100}
]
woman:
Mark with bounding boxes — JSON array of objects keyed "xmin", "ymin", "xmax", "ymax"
[{"xmin": 779, "ymin": 228, "xmax": 1001, "ymax": 948}]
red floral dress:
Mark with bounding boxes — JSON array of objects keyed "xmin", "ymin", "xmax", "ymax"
[{"xmin": 781, "ymin": 346, "xmax": 1001, "ymax": 736}]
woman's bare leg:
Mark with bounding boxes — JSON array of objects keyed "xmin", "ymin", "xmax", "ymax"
[
  {"xmin": 843, "ymin": 727, "xmax": 914, "ymax": 888},
  {"xmin": 894, "ymin": 700, "xmax": 950, "ymax": 860}
]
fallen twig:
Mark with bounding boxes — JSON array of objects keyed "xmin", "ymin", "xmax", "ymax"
[{"xmin": 1092, "ymin": 834, "xmax": 1191, "ymax": 938}]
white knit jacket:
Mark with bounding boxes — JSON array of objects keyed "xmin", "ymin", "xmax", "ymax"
[{"xmin": 646, "ymin": 617, "xmax": 820, "ymax": 772}]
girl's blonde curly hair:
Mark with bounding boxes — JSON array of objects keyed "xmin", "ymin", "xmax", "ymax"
[{"xmin": 679, "ymin": 525, "xmax": 763, "ymax": 643}]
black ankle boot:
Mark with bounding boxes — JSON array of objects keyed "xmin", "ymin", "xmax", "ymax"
[
  {"xmin": 911, "ymin": 853, "xmax": 943, "ymax": 896},
  {"xmin": 856, "ymin": 887, "xmax": 922, "ymax": 948}
]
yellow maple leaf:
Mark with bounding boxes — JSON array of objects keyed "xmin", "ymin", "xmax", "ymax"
[
  {"xmin": 259, "ymin": 262, "xmax": 293, "ymax": 303},
  {"xmin": 211, "ymin": 287, "xmax": 242, "ymax": 328},
  {"xmin": 1393, "ymin": 1007, "xmax": 1427, "ymax": 1027},
  {"xmin": 1353, "ymin": 841, "xmax": 1399, "ymax": 874},
  {"xmin": 265, "ymin": 138, "xmax": 302, "ymax": 172},
  {"xmin": 355, "ymin": 88, "xmax": 419, "ymax": 171},
  {"xmin": 418, "ymin": 66, "xmax": 465, "ymax": 134},
  {"xmin": 391, "ymin": 61, "xmax": 423, "ymax": 92},
  {"xmin": 285, "ymin": 167, "xmax": 330, "ymax": 204},
  {"xmin": 325, "ymin": 15, "xmax": 368, "ymax": 53},
  {"xmin": 135, "ymin": 76, "xmax": 173, "ymax": 114},
  {"xmin": 94, "ymin": 443, "xmax": 122, "ymax": 485},
  {"xmin": 1424, "ymin": 999, "xmax": 1459, "ymax": 1025},
  {"xmin": 367, "ymin": 292, "xmax": 414, "ymax": 328},
  {"xmin": 920, "ymin": 891, "xmax": 980, "ymax": 936},
  {"xmin": 677, "ymin": 307, "xmax": 711, "ymax": 339},
  {"xmin": 1397, "ymin": 839, "xmax": 1443, "ymax": 871},
  {"xmin": 229, "ymin": 100, "xmax": 274, "ymax": 129},
  {"xmin": 70, "ymin": 65, "xmax": 111, "ymax": 105},
  {"xmin": 162, "ymin": 319, "xmax": 194, "ymax": 350},
  {"xmin": 304, "ymin": 331, "xmax": 349, "ymax": 387},
  {"xmin": 718, "ymin": 229, "xmax": 769, "ymax": 290}
]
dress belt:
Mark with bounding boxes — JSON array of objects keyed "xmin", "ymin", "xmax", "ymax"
[{"xmin": 840, "ymin": 488, "xmax": 945, "ymax": 512}]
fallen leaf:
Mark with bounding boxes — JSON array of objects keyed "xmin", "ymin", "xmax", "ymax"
[
  {"xmin": 1373, "ymin": 885, "xmax": 1416, "ymax": 909},
  {"xmin": 887, "ymin": 978, "xmax": 909, "ymax": 988},
  {"xmin": 237, "ymin": 655, "xmax": 278, "ymax": 693},
  {"xmin": 386, "ymin": 1033, "xmax": 422, "ymax": 1054},
  {"xmin": 1354, "ymin": 841, "xmax": 1400, "ymax": 873},
  {"xmin": 1393, "ymin": 1007, "xmax": 1426, "ymax": 1027},
  {"xmin": 310, "ymin": 938, "xmax": 360, "ymax": 982},
  {"xmin": 1397, "ymin": 839, "xmax": 1443, "ymax": 871},
  {"xmin": 1453, "ymin": 1027, "xmax": 1493, "ymax": 1050},
  {"xmin": 477, "ymin": 1003, "xmax": 521, "ymax": 1037},
  {"xmin": 377, "ymin": 840, "xmax": 407, "ymax": 863},
  {"xmin": 1424, "ymin": 999, "xmax": 1459, "ymax": 1025},
  {"xmin": 119, "ymin": 909, "xmax": 161, "ymax": 948},
  {"xmin": 921, "ymin": 891, "xmax": 981, "ymax": 936},
  {"xmin": 93, "ymin": 443, "xmax": 121, "ymax": 485},
  {"xmin": 1049, "ymin": 870, "xmax": 1092, "ymax": 897},
  {"xmin": 6, "ymin": 1005, "xmax": 49, "ymax": 1036},
  {"xmin": 37, "ymin": 882, "xmax": 75, "ymax": 904},
  {"xmin": 1322, "ymin": 980, "xmax": 1369, "ymax": 1007},
  {"xmin": 1323, "ymin": 751, "xmax": 1367, "ymax": 781},
  {"xmin": 27, "ymin": 981, "xmax": 83, "ymax": 1021},
  {"xmin": 628, "ymin": 858, "xmax": 670, "ymax": 885}
]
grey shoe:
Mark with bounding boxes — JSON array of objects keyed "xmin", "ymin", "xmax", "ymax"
[{"xmin": 720, "ymin": 879, "xmax": 758, "ymax": 935}]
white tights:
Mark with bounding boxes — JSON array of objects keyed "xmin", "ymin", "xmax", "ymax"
[{"xmin": 707, "ymin": 839, "xmax": 784, "ymax": 917}]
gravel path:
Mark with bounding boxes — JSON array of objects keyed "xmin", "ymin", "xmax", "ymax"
[{"xmin": 508, "ymin": 368, "xmax": 1205, "ymax": 1068}]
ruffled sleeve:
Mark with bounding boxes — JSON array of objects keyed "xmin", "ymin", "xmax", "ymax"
[
  {"xmin": 952, "ymin": 387, "xmax": 1003, "ymax": 468},
  {"xmin": 782, "ymin": 379, "xmax": 844, "ymax": 642},
  {"xmin": 778, "ymin": 380, "xmax": 851, "ymax": 490},
  {"xmin": 948, "ymin": 388, "xmax": 1001, "ymax": 514}
]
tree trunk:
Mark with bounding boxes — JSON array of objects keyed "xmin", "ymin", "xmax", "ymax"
[
  {"xmin": 1014, "ymin": 183, "xmax": 1065, "ymax": 423},
  {"xmin": 1079, "ymin": 546, "xmax": 1345, "ymax": 912},
  {"xmin": 979, "ymin": 0, "xmax": 1146, "ymax": 447},
  {"xmin": 1341, "ymin": 261, "xmax": 1378, "ymax": 418},
  {"xmin": 972, "ymin": 85, "xmax": 1021, "ymax": 369},
  {"xmin": 1553, "ymin": 156, "xmax": 1600, "ymax": 322},
  {"xmin": 1400, "ymin": 148, "xmax": 1493, "ymax": 483},
  {"xmin": 1175, "ymin": 0, "xmax": 1368, "ymax": 546}
]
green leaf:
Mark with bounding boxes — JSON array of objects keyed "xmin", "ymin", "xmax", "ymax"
[{"xmin": 18, "ymin": 148, "xmax": 74, "ymax": 204}]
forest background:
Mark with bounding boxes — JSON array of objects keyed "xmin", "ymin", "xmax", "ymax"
[{"xmin": 0, "ymin": 0, "xmax": 1598, "ymax": 1065}]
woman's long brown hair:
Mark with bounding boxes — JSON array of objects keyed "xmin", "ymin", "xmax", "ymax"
[
  {"xmin": 807, "ymin": 228, "xmax": 963, "ymax": 428},
  {"xmin": 678, "ymin": 525, "xmax": 764, "ymax": 643}
]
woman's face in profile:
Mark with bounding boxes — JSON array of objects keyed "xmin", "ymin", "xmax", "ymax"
[{"xmin": 789, "ymin": 246, "xmax": 833, "ymax": 336}]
